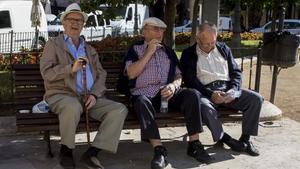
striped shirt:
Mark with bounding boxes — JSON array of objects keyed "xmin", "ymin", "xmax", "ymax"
[{"xmin": 126, "ymin": 42, "xmax": 181, "ymax": 98}]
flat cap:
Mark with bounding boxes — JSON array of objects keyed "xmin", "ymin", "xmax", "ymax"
[{"xmin": 142, "ymin": 17, "xmax": 167, "ymax": 28}]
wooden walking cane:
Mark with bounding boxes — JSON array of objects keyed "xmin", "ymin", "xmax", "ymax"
[{"xmin": 81, "ymin": 58, "xmax": 91, "ymax": 146}]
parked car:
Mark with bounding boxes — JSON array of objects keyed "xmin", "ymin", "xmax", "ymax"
[
  {"xmin": 175, "ymin": 21, "xmax": 192, "ymax": 33},
  {"xmin": 250, "ymin": 19, "xmax": 300, "ymax": 34},
  {"xmin": 175, "ymin": 17, "xmax": 232, "ymax": 33},
  {"xmin": 46, "ymin": 14, "xmax": 56, "ymax": 23},
  {"xmin": 47, "ymin": 13, "xmax": 64, "ymax": 37},
  {"xmin": 0, "ymin": 0, "xmax": 48, "ymax": 53}
]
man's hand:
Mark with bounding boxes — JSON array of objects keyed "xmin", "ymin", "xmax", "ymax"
[
  {"xmin": 85, "ymin": 94, "xmax": 97, "ymax": 110},
  {"xmin": 160, "ymin": 83, "xmax": 176, "ymax": 100},
  {"xmin": 211, "ymin": 91, "xmax": 226, "ymax": 104},
  {"xmin": 72, "ymin": 57, "xmax": 89, "ymax": 73},
  {"xmin": 223, "ymin": 89, "xmax": 236, "ymax": 104},
  {"xmin": 145, "ymin": 39, "xmax": 162, "ymax": 57},
  {"xmin": 223, "ymin": 89, "xmax": 241, "ymax": 104}
]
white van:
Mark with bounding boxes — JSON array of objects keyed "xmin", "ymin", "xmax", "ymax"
[
  {"xmin": 114, "ymin": 4, "xmax": 149, "ymax": 36},
  {"xmin": 218, "ymin": 17, "xmax": 232, "ymax": 32},
  {"xmin": 82, "ymin": 10, "xmax": 112, "ymax": 41},
  {"xmin": 0, "ymin": 0, "xmax": 48, "ymax": 53}
]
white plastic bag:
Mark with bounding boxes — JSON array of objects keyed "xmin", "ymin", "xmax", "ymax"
[{"xmin": 32, "ymin": 100, "xmax": 49, "ymax": 113}]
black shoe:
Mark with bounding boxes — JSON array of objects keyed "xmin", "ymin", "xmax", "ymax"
[
  {"xmin": 151, "ymin": 146, "xmax": 168, "ymax": 169},
  {"xmin": 59, "ymin": 146, "xmax": 75, "ymax": 169},
  {"xmin": 60, "ymin": 154, "xmax": 75, "ymax": 169},
  {"xmin": 242, "ymin": 140, "xmax": 260, "ymax": 156},
  {"xmin": 222, "ymin": 138, "xmax": 246, "ymax": 152},
  {"xmin": 187, "ymin": 141, "xmax": 212, "ymax": 164},
  {"xmin": 80, "ymin": 151, "xmax": 104, "ymax": 169}
]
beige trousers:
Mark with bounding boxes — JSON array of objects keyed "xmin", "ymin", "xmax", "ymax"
[{"xmin": 47, "ymin": 94, "xmax": 128, "ymax": 153}]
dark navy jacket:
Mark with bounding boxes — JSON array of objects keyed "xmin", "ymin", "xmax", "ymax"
[
  {"xmin": 180, "ymin": 42, "xmax": 242, "ymax": 98},
  {"xmin": 119, "ymin": 40, "xmax": 179, "ymax": 96}
]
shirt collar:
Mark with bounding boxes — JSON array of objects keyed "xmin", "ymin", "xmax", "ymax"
[
  {"xmin": 196, "ymin": 44, "xmax": 217, "ymax": 57},
  {"xmin": 63, "ymin": 34, "xmax": 84, "ymax": 44}
]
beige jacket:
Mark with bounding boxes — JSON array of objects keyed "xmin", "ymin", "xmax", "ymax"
[{"xmin": 40, "ymin": 34, "xmax": 107, "ymax": 101}]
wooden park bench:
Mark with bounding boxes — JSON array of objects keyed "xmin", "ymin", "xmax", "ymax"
[{"xmin": 12, "ymin": 62, "xmax": 242, "ymax": 157}]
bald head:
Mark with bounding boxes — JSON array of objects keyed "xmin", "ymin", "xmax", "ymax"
[
  {"xmin": 196, "ymin": 22, "xmax": 218, "ymax": 53},
  {"xmin": 197, "ymin": 23, "xmax": 217, "ymax": 38}
]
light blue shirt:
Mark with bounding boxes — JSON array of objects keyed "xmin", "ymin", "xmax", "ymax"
[{"xmin": 64, "ymin": 35, "xmax": 94, "ymax": 95}]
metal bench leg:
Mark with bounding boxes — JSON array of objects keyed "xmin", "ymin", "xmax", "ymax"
[{"xmin": 44, "ymin": 130, "xmax": 54, "ymax": 158}]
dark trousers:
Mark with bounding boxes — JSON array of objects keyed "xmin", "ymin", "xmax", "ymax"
[
  {"xmin": 199, "ymin": 89, "xmax": 263, "ymax": 139},
  {"xmin": 132, "ymin": 88, "xmax": 223, "ymax": 142}
]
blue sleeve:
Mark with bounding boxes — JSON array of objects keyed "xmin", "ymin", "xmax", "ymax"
[{"xmin": 223, "ymin": 45, "xmax": 242, "ymax": 91}]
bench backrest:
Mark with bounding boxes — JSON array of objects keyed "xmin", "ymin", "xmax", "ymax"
[{"xmin": 12, "ymin": 62, "xmax": 129, "ymax": 113}]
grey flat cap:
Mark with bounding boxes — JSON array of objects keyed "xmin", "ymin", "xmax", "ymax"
[{"xmin": 142, "ymin": 17, "xmax": 167, "ymax": 28}]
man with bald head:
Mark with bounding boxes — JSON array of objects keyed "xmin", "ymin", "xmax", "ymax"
[{"xmin": 180, "ymin": 22, "xmax": 263, "ymax": 158}]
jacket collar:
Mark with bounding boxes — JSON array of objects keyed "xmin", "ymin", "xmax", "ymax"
[{"xmin": 54, "ymin": 34, "xmax": 93, "ymax": 59}]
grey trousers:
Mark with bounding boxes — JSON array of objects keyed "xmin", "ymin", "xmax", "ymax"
[
  {"xmin": 47, "ymin": 94, "xmax": 128, "ymax": 153},
  {"xmin": 201, "ymin": 89, "xmax": 263, "ymax": 141}
]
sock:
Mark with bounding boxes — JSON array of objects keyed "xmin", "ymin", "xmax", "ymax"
[
  {"xmin": 240, "ymin": 134, "xmax": 250, "ymax": 142},
  {"xmin": 221, "ymin": 132, "xmax": 232, "ymax": 142},
  {"xmin": 86, "ymin": 146, "xmax": 101, "ymax": 157},
  {"xmin": 60, "ymin": 144, "xmax": 72, "ymax": 156}
]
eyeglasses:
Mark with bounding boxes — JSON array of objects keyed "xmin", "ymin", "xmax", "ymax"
[
  {"xmin": 144, "ymin": 26, "xmax": 166, "ymax": 32},
  {"xmin": 64, "ymin": 18, "xmax": 84, "ymax": 24}
]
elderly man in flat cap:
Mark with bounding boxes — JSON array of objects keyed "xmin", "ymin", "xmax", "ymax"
[
  {"xmin": 40, "ymin": 3, "xmax": 128, "ymax": 169},
  {"xmin": 121, "ymin": 17, "xmax": 229, "ymax": 169}
]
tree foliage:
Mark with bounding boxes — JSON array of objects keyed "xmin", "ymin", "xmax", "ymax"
[{"xmin": 80, "ymin": 0, "xmax": 157, "ymax": 13}]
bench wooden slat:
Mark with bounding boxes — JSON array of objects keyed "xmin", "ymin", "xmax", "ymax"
[
  {"xmin": 15, "ymin": 81, "xmax": 44, "ymax": 85},
  {"xmin": 15, "ymin": 75, "xmax": 44, "ymax": 81},
  {"xmin": 15, "ymin": 70, "xmax": 41, "ymax": 75}
]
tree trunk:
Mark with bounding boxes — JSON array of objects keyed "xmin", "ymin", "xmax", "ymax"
[
  {"xmin": 190, "ymin": 0, "xmax": 199, "ymax": 45},
  {"xmin": 231, "ymin": 0, "xmax": 241, "ymax": 48},
  {"xmin": 271, "ymin": 0, "xmax": 281, "ymax": 32},
  {"xmin": 164, "ymin": 0, "xmax": 178, "ymax": 49},
  {"xmin": 149, "ymin": 0, "xmax": 165, "ymax": 20},
  {"xmin": 248, "ymin": 3, "xmax": 263, "ymax": 29}
]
